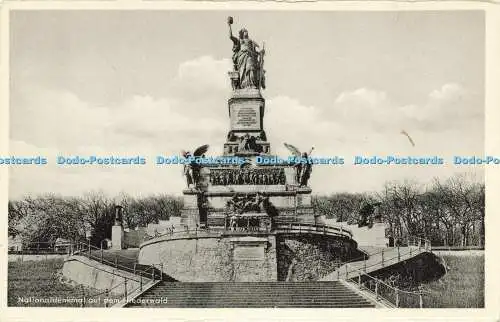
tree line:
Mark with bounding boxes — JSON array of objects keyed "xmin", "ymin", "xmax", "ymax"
[
  {"xmin": 9, "ymin": 172, "xmax": 484, "ymax": 247},
  {"xmin": 8, "ymin": 192, "xmax": 183, "ymax": 246},
  {"xmin": 312, "ymin": 172, "xmax": 485, "ymax": 247}
]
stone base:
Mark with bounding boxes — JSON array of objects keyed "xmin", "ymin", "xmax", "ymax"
[
  {"xmin": 111, "ymin": 225, "xmax": 124, "ymax": 250},
  {"xmin": 180, "ymin": 158, "xmax": 315, "ymax": 229},
  {"xmin": 230, "ymin": 236, "xmax": 277, "ymax": 282},
  {"xmin": 138, "ymin": 234, "xmax": 277, "ymax": 282}
]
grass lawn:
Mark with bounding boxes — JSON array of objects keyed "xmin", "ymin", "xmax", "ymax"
[
  {"xmin": 8, "ymin": 258, "xmax": 121, "ymax": 307},
  {"xmin": 422, "ymin": 252, "xmax": 484, "ymax": 308}
]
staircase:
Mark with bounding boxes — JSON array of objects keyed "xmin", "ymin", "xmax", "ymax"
[
  {"xmin": 320, "ymin": 246, "xmax": 426, "ymax": 281},
  {"xmin": 126, "ymin": 281, "xmax": 376, "ymax": 308}
]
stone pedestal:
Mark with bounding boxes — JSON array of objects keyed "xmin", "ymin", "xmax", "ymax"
[
  {"xmin": 180, "ymin": 68, "xmax": 315, "ymax": 230},
  {"xmin": 230, "ymin": 235, "xmax": 277, "ymax": 281},
  {"xmin": 111, "ymin": 225, "xmax": 124, "ymax": 250},
  {"xmin": 228, "ymin": 92, "xmax": 264, "ymax": 132},
  {"xmin": 224, "ymin": 89, "xmax": 269, "ymax": 156}
]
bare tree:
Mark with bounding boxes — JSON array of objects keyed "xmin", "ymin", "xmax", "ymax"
[{"xmin": 432, "ymin": 173, "xmax": 481, "ymax": 246}]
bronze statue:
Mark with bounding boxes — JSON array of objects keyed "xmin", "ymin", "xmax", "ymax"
[
  {"xmin": 358, "ymin": 201, "xmax": 382, "ymax": 228},
  {"xmin": 114, "ymin": 205, "xmax": 123, "ymax": 226},
  {"xmin": 226, "ymin": 192, "xmax": 267, "ymax": 214},
  {"xmin": 228, "ymin": 16, "xmax": 266, "ymax": 90},
  {"xmin": 284, "ymin": 143, "xmax": 314, "ymax": 186},
  {"xmin": 227, "ymin": 131, "xmax": 237, "ymax": 142},
  {"xmin": 182, "ymin": 144, "xmax": 209, "ymax": 189}
]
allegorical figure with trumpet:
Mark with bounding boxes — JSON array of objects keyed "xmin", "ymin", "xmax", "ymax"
[
  {"xmin": 227, "ymin": 16, "xmax": 266, "ymax": 90},
  {"xmin": 284, "ymin": 143, "xmax": 314, "ymax": 187}
]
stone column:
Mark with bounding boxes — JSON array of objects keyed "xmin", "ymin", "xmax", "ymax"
[{"xmin": 111, "ymin": 205, "xmax": 124, "ymax": 250}]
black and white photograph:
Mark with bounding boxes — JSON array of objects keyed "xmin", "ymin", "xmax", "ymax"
[{"xmin": 4, "ymin": 8, "xmax": 491, "ymax": 313}]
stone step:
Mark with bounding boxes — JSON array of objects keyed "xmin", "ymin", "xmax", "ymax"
[
  {"xmin": 127, "ymin": 281, "xmax": 376, "ymax": 308},
  {"xmin": 144, "ymin": 283, "xmax": 349, "ymax": 287},
  {"xmin": 128, "ymin": 299, "xmax": 374, "ymax": 306},
  {"xmin": 145, "ymin": 288, "xmax": 350, "ymax": 292},
  {"xmin": 129, "ymin": 303, "xmax": 374, "ymax": 308},
  {"xmin": 139, "ymin": 296, "xmax": 370, "ymax": 302},
  {"xmin": 144, "ymin": 292, "xmax": 366, "ymax": 300},
  {"xmin": 128, "ymin": 301, "xmax": 374, "ymax": 308},
  {"xmin": 144, "ymin": 285, "xmax": 355, "ymax": 291},
  {"xmin": 146, "ymin": 289, "xmax": 354, "ymax": 294},
  {"xmin": 131, "ymin": 301, "xmax": 373, "ymax": 306},
  {"xmin": 146, "ymin": 285, "xmax": 355, "ymax": 289},
  {"xmin": 148, "ymin": 281, "xmax": 343, "ymax": 284}
]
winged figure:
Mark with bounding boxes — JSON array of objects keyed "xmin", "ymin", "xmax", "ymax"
[
  {"xmin": 181, "ymin": 144, "xmax": 209, "ymax": 188},
  {"xmin": 284, "ymin": 143, "xmax": 302, "ymax": 157},
  {"xmin": 283, "ymin": 143, "xmax": 314, "ymax": 187}
]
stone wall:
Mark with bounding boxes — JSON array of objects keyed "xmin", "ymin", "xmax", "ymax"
[
  {"xmin": 138, "ymin": 235, "xmax": 277, "ymax": 282},
  {"xmin": 62, "ymin": 256, "xmax": 142, "ymax": 296},
  {"xmin": 276, "ymin": 235, "xmax": 361, "ymax": 281}
]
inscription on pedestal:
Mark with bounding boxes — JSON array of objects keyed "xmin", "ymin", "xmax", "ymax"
[
  {"xmin": 234, "ymin": 245, "xmax": 265, "ymax": 261},
  {"xmin": 231, "ymin": 104, "xmax": 261, "ymax": 131},
  {"xmin": 231, "ymin": 236, "xmax": 268, "ymax": 261}
]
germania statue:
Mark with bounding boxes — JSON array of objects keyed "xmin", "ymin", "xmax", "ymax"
[{"xmin": 227, "ymin": 16, "xmax": 266, "ymax": 90}]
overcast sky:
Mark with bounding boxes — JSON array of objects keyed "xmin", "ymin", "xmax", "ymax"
[{"xmin": 9, "ymin": 10, "xmax": 485, "ymax": 199}]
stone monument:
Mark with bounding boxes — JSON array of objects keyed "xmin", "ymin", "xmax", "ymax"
[
  {"xmin": 180, "ymin": 17, "xmax": 315, "ymax": 230},
  {"xmin": 111, "ymin": 205, "xmax": 124, "ymax": 250},
  {"xmin": 138, "ymin": 19, "xmax": 363, "ymax": 282}
]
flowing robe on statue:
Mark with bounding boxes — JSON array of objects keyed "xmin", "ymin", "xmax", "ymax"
[{"xmin": 232, "ymin": 37, "xmax": 260, "ymax": 89}]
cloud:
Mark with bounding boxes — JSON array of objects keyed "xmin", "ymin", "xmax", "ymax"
[
  {"xmin": 8, "ymin": 139, "xmax": 187, "ymax": 199},
  {"xmin": 8, "ymin": 56, "xmax": 238, "ymax": 198},
  {"xmin": 335, "ymin": 88, "xmax": 388, "ymax": 107},
  {"xmin": 10, "ymin": 87, "xmax": 111, "ymax": 150},
  {"xmin": 9, "ymin": 54, "xmax": 484, "ymax": 198},
  {"xmin": 399, "ymin": 83, "xmax": 481, "ymax": 131},
  {"xmin": 429, "ymin": 83, "xmax": 465, "ymax": 101},
  {"xmin": 175, "ymin": 56, "xmax": 231, "ymax": 93},
  {"xmin": 11, "ymin": 65, "xmax": 230, "ymax": 155},
  {"xmin": 168, "ymin": 56, "xmax": 232, "ymax": 112},
  {"xmin": 331, "ymin": 88, "xmax": 396, "ymax": 133},
  {"xmin": 266, "ymin": 96, "xmax": 345, "ymax": 157},
  {"xmin": 331, "ymin": 83, "xmax": 482, "ymax": 134}
]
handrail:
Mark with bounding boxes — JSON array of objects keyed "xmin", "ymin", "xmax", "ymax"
[
  {"xmin": 341, "ymin": 241, "xmax": 431, "ymax": 276},
  {"xmin": 337, "ymin": 235, "xmax": 432, "ymax": 268},
  {"xmin": 430, "ymin": 245, "xmax": 484, "ymax": 251},
  {"xmin": 338, "ymin": 248, "xmax": 383, "ymax": 267},
  {"xmin": 69, "ymin": 240, "xmax": 174, "ymax": 307},
  {"xmin": 71, "ymin": 241, "xmax": 167, "ymax": 282},
  {"xmin": 143, "ymin": 222, "xmax": 353, "ymax": 242},
  {"xmin": 72, "ymin": 253, "xmax": 146, "ymax": 282},
  {"xmin": 274, "ymin": 223, "xmax": 353, "ymax": 238},
  {"xmin": 8, "ymin": 240, "xmax": 76, "ymax": 254},
  {"xmin": 342, "ymin": 247, "xmax": 422, "ymax": 277},
  {"xmin": 344, "ymin": 263, "xmax": 425, "ymax": 308},
  {"xmin": 332, "ymin": 235, "xmax": 431, "ymax": 308},
  {"xmin": 328, "ymin": 235, "xmax": 431, "ymax": 284},
  {"xmin": 69, "ymin": 256, "xmax": 146, "ymax": 283}
]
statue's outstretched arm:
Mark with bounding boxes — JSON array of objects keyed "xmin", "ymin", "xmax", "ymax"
[
  {"xmin": 230, "ymin": 36, "xmax": 239, "ymax": 46},
  {"xmin": 228, "ymin": 25, "xmax": 239, "ymax": 45}
]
